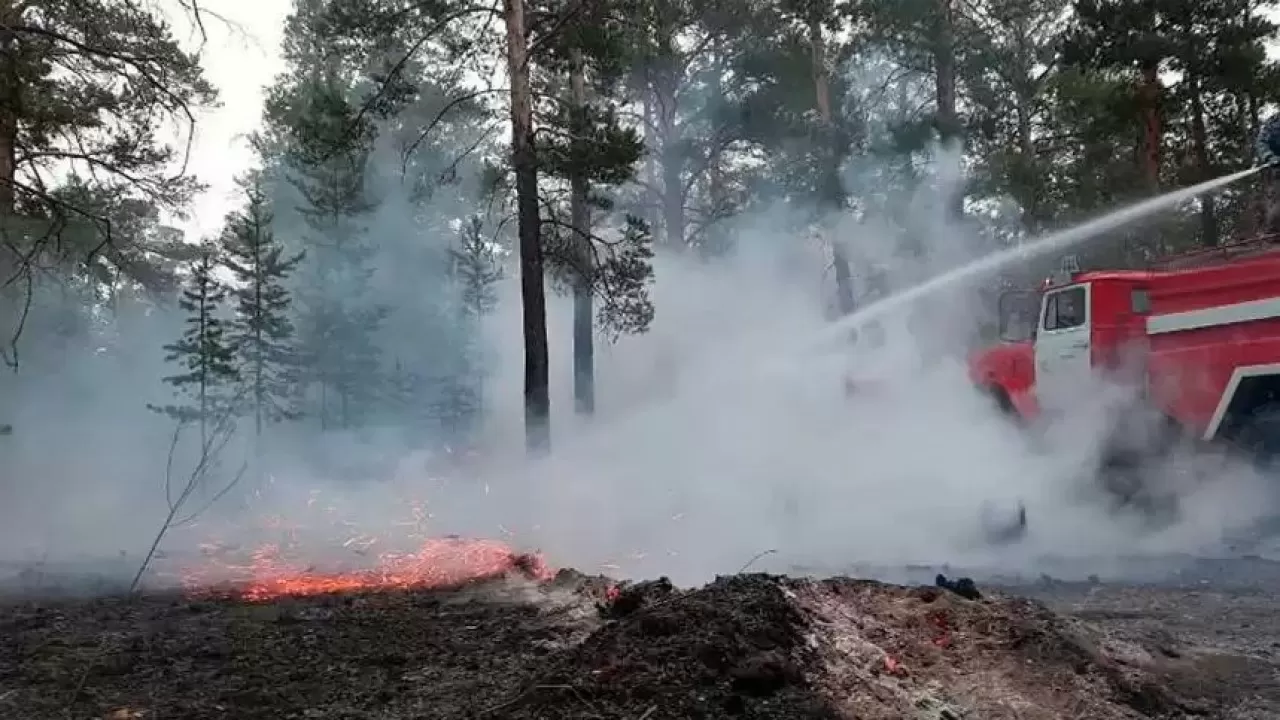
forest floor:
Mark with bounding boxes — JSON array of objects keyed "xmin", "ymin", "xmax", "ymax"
[{"xmin": 0, "ymin": 557, "xmax": 1278, "ymax": 720}]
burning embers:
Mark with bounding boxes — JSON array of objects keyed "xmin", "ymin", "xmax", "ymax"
[{"xmin": 182, "ymin": 536, "xmax": 554, "ymax": 602}]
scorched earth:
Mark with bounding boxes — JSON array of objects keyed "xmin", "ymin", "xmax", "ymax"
[{"xmin": 1, "ymin": 538, "xmax": 1278, "ymax": 720}]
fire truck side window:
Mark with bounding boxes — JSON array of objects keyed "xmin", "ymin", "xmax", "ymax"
[{"xmin": 1043, "ymin": 286, "xmax": 1086, "ymax": 331}]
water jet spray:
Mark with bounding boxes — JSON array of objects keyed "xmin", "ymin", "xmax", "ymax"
[{"xmin": 813, "ymin": 165, "xmax": 1264, "ymax": 348}]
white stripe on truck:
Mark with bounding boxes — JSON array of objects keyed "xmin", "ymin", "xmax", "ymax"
[{"xmin": 1146, "ymin": 296, "xmax": 1280, "ymax": 335}]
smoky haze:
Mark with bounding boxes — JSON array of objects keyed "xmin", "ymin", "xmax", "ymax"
[
  {"xmin": 0, "ymin": 48, "xmax": 1275, "ymax": 595},
  {"xmin": 466, "ymin": 148, "xmax": 1278, "ymax": 586}
]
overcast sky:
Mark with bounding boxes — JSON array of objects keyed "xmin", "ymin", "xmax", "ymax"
[{"xmin": 163, "ymin": 0, "xmax": 291, "ymax": 240}]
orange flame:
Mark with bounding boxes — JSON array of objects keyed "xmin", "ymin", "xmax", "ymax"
[
  {"xmin": 182, "ymin": 536, "xmax": 553, "ymax": 602},
  {"xmin": 170, "ymin": 486, "xmax": 555, "ymax": 602}
]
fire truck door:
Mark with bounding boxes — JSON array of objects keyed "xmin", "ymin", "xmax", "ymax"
[{"xmin": 1034, "ymin": 284, "xmax": 1091, "ymax": 406}]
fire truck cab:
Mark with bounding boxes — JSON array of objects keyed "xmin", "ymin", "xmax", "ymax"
[{"xmin": 969, "ymin": 238, "xmax": 1280, "ymax": 458}]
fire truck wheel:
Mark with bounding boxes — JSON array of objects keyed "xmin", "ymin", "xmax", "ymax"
[
  {"xmin": 986, "ymin": 386, "xmax": 1017, "ymax": 418},
  {"xmin": 1098, "ymin": 459, "xmax": 1142, "ymax": 503},
  {"xmin": 1097, "ymin": 453, "xmax": 1181, "ymax": 526}
]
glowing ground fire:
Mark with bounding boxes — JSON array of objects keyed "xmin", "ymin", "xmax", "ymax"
[{"xmin": 181, "ymin": 536, "xmax": 555, "ymax": 602}]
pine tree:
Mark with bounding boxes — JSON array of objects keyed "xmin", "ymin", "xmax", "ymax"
[
  {"xmin": 220, "ymin": 171, "xmax": 305, "ymax": 438},
  {"xmin": 441, "ymin": 215, "xmax": 503, "ymax": 435},
  {"xmin": 291, "ymin": 196, "xmax": 387, "ymax": 431},
  {"xmin": 269, "ymin": 69, "xmax": 388, "ymax": 431},
  {"xmin": 1065, "ymin": 0, "xmax": 1279, "ymax": 249},
  {"xmin": 452, "ymin": 215, "xmax": 502, "ymax": 319},
  {"xmin": 150, "ymin": 248, "xmax": 239, "ymax": 444},
  {"xmin": 292, "ymin": 156, "xmax": 387, "ymax": 431},
  {"xmin": 535, "ymin": 0, "xmax": 654, "ymax": 414}
]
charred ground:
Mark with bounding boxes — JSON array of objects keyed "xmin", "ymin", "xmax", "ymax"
[{"xmin": 1, "ymin": 565, "xmax": 1276, "ymax": 720}]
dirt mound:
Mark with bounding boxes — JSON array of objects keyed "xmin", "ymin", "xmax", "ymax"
[
  {"xmin": 492, "ymin": 573, "xmax": 837, "ymax": 719},
  {"xmin": 0, "ymin": 571, "xmax": 1242, "ymax": 719},
  {"xmin": 793, "ymin": 578, "xmax": 1207, "ymax": 719}
]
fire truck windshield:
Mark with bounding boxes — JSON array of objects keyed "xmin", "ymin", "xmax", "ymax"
[{"xmin": 997, "ymin": 290, "xmax": 1039, "ymax": 342}]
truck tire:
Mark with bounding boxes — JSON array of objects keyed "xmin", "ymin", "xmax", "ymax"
[
  {"xmin": 1098, "ymin": 451, "xmax": 1144, "ymax": 502},
  {"xmin": 1097, "ymin": 458, "xmax": 1180, "ymax": 526},
  {"xmin": 986, "ymin": 386, "xmax": 1019, "ymax": 421},
  {"xmin": 1098, "ymin": 411, "xmax": 1182, "ymax": 525}
]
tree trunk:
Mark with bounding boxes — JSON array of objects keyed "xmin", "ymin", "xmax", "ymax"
[
  {"xmin": 703, "ymin": 41, "xmax": 728, "ymax": 258},
  {"xmin": 809, "ymin": 10, "xmax": 854, "ymax": 316},
  {"xmin": 705, "ymin": 151, "xmax": 726, "ymax": 257},
  {"xmin": 652, "ymin": 24, "xmax": 684, "ymax": 250},
  {"xmin": 1136, "ymin": 61, "xmax": 1161, "ymax": 192},
  {"xmin": 1188, "ymin": 74, "xmax": 1217, "ymax": 246},
  {"xmin": 569, "ymin": 46, "xmax": 594, "ymax": 416},
  {"xmin": 1249, "ymin": 92, "xmax": 1264, "ymax": 233},
  {"xmin": 1015, "ymin": 94, "xmax": 1041, "ymax": 229},
  {"xmin": 319, "ymin": 382, "xmax": 329, "ymax": 431},
  {"xmin": 0, "ymin": 0, "xmax": 17, "ymax": 215},
  {"xmin": 0, "ymin": 0, "xmax": 22, "ymax": 349},
  {"xmin": 931, "ymin": 0, "xmax": 962, "ymax": 217},
  {"xmin": 932, "ymin": 0, "xmax": 959, "ymax": 142},
  {"xmin": 642, "ymin": 90, "xmax": 659, "ymax": 235},
  {"xmin": 504, "ymin": 0, "xmax": 550, "ymax": 452},
  {"xmin": 1248, "ymin": 92, "xmax": 1260, "ymax": 140},
  {"xmin": 656, "ymin": 92, "xmax": 683, "ymax": 251}
]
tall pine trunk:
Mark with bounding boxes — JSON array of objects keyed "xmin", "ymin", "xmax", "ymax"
[
  {"xmin": 1137, "ymin": 61, "xmax": 1161, "ymax": 192},
  {"xmin": 932, "ymin": 0, "xmax": 962, "ymax": 217},
  {"xmin": 809, "ymin": 10, "xmax": 854, "ymax": 316},
  {"xmin": 1015, "ymin": 99, "xmax": 1039, "ymax": 226},
  {"xmin": 652, "ymin": 20, "xmax": 684, "ymax": 250},
  {"xmin": 704, "ymin": 41, "xmax": 727, "ymax": 257},
  {"xmin": 0, "ymin": 0, "xmax": 17, "ymax": 216},
  {"xmin": 657, "ymin": 76, "xmax": 684, "ymax": 250},
  {"xmin": 0, "ymin": 0, "xmax": 22, "ymax": 360},
  {"xmin": 641, "ymin": 91, "xmax": 663, "ymax": 240},
  {"xmin": 569, "ymin": 47, "xmax": 594, "ymax": 416},
  {"xmin": 1188, "ymin": 74, "xmax": 1218, "ymax": 246},
  {"xmin": 505, "ymin": 0, "xmax": 550, "ymax": 452},
  {"xmin": 1248, "ymin": 92, "xmax": 1264, "ymax": 234},
  {"xmin": 932, "ymin": 0, "xmax": 958, "ymax": 140}
]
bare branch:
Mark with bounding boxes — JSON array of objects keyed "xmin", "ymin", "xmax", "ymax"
[
  {"xmin": 325, "ymin": 3, "xmax": 502, "ymax": 162},
  {"xmin": 399, "ymin": 88, "xmax": 509, "ymax": 166}
]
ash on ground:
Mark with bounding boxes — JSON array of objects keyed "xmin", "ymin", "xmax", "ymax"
[{"xmin": 1, "ymin": 566, "xmax": 1276, "ymax": 719}]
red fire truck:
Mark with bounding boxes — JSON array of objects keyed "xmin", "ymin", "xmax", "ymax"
[{"xmin": 969, "ymin": 237, "xmax": 1280, "ymax": 489}]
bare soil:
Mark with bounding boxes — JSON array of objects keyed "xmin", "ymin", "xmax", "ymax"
[
  {"xmin": 0, "ymin": 569, "xmax": 1274, "ymax": 719},
  {"xmin": 1018, "ymin": 581, "xmax": 1280, "ymax": 719}
]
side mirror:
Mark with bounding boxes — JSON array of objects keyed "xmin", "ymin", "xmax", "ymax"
[{"xmin": 997, "ymin": 290, "xmax": 1039, "ymax": 343}]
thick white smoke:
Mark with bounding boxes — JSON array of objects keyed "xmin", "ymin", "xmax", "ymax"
[{"xmin": 445, "ymin": 146, "xmax": 1279, "ymax": 586}]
